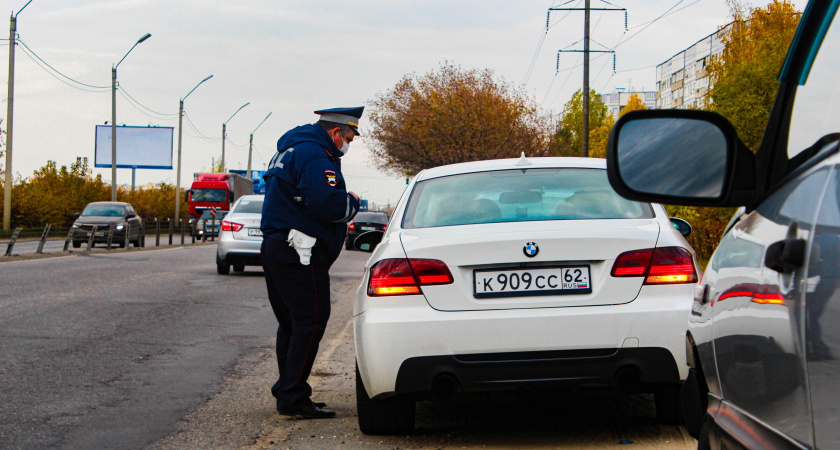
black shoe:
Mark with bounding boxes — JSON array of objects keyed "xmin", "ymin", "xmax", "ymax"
[
  {"xmin": 279, "ymin": 401, "xmax": 336, "ymax": 419},
  {"xmin": 313, "ymin": 401, "xmax": 327, "ymax": 408}
]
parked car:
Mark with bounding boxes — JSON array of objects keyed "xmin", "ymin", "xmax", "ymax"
[
  {"xmin": 345, "ymin": 211, "xmax": 389, "ymax": 250},
  {"xmin": 216, "ymin": 195, "xmax": 264, "ymax": 275},
  {"xmin": 605, "ymin": 2, "xmax": 840, "ymax": 448},
  {"xmin": 71, "ymin": 201, "xmax": 143, "ymax": 248},
  {"xmin": 194, "ymin": 209, "xmax": 228, "ymax": 238},
  {"xmin": 352, "ymin": 156, "xmax": 698, "ymax": 434}
]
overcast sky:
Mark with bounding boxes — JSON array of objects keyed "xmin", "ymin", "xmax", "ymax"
[{"xmin": 1, "ymin": 0, "xmax": 799, "ymax": 209}]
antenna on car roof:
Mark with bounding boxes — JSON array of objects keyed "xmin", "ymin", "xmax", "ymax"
[{"xmin": 515, "ymin": 152, "xmax": 532, "ymax": 166}]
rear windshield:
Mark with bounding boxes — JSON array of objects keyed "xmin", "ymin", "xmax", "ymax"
[
  {"xmin": 234, "ymin": 199, "xmax": 264, "ymax": 214},
  {"xmin": 199, "ymin": 210, "xmax": 228, "ymax": 220},
  {"xmin": 81, "ymin": 205, "xmax": 125, "ymax": 217},
  {"xmin": 192, "ymin": 189, "xmax": 227, "ymax": 202},
  {"xmin": 353, "ymin": 212, "xmax": 388, "ymax": 223},
  {"xmin": 402, "ymin": 168, "xmax": 653, "ymax": 229}
]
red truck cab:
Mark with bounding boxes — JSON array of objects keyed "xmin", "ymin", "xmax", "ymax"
[{"xmin": 185, "ymin": 173, "xmax": 254, "ymax": 219}]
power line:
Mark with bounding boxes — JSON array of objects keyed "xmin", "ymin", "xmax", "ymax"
[
  {"xmin": 116, "ymin": 89, "xmax": 176, "ymax": 123},
  {"xmin": 523, "ymin": 0, "xmax": 581, "ymax": 87},
  {"xmin": 183, "ymin": 111, "xmax": 221, "ymax": 143},
  {"xmin": 119, "ymin": 85, "xmax": 178, "ymax": 117},
  {"xmin": 614, "ymin": 0, "xmax": 701, "ymax": 49},
  {"xmin": 17, "ymin": 39, "xmax": 109, "ymax": 90}
]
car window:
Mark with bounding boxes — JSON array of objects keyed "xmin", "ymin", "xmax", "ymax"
[
  {"xmin": 402, "ymin": 168, "xmax": 653, "ymax": 229},
  {"xmin": 81, "ymin": 205, "xmax": 125, "ymax": 217},
  {"xmin": 192, "ymin": 189, "xmax": 227, "ymax": 202},
  {"xmin": 233, "ymin": 200, "xmax": 263, "ymax": 214},
  {"xmin": 354, "ymin": 213, "xmax": 388, "ymax": 223},
  {"xmin": 199, "ymin": 210, "xmax": 228, "ymax": 220},
  {"xmin": 787, "ymin": 11, "xmax": 840, "ymax": 157}
]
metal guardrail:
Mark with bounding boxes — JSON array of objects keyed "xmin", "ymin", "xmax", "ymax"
[{"xmin": 1, "ymin": 218, "xmax": 215, "ymax": 257}]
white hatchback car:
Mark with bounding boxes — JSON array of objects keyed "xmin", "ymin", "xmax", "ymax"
[
  {"xmin": 353, "ymin": 156, "xmax": 698, "ymax": 434},
  {"xmin": 216, "ymin": 194, "xmax": 264, "ymax": 275}
]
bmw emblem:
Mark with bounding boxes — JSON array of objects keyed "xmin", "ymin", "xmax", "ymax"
[{"xmin": 523, "ymin": 242, "xmax": 539, "ymax": 257}]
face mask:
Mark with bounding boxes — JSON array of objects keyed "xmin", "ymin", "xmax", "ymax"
[{"xmin": 338, "ymin": 139, "xmax": 350, "ymax": 155}]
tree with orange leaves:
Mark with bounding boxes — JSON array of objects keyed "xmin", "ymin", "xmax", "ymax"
[{"xmin": 366, "ymin": 63, "xmax": 554, "ymax": 176}]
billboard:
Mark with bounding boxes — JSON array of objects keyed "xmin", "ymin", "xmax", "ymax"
[
  {"xmin": 229, "ymin": 169, "xmax": 267, "ymax": 194},
  {"xmin": 94, "ymin": 125, "xmax": 174, "ymax": 169}
]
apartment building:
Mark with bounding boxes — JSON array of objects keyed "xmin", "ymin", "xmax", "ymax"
[
  {"xmin": 655, "ymin": 24, "xmax": 731, "ymax": 109},
  {"xmin": 600, "ymin": 90, "xmax": 657, "ymax": 119}
]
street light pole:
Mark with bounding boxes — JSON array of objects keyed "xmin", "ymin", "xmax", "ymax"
[
  {"xmin": 175, "ymin": 75, "xmax": 213, "ymax": 220},
  {"xmin": 221, "ymin": 102, "xmax": 249, "ymax": 173},
  {"xmin": 4, "ymin": 0, "xmax": 33, "ymax": 231},
  {"xmin": 111, "ymin": 32, "xmax": 151, "ymax": 201},
  {"xmin": 248, "ymin": 112, "xmax": 271, "ymax": 176}
]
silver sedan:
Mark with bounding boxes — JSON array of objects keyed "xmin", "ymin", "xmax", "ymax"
[{"xmin": 216, "ymin": 195, "xmax": 264, "ymax": 275}]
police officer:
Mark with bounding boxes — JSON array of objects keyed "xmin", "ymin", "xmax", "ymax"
[{"xmin": 260, "ymin": 107, "xmax": 363, "ymax": 418}]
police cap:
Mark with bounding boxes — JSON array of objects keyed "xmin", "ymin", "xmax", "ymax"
[{"xmin": 315, "ymin": 106, "xmax": 364, "ymax": 136}]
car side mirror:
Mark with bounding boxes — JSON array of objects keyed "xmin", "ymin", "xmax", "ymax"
[
  {"xmin": 73, "ymin": 213, "xmax": 81, "ymax": 219},
  {"xmin": 354, "ymin": 231, "xmax": 384, "ymax": 252},
  {"xmin": 184, "ymin": 190, "xmax": 190, "ymax": 202},
  {"xmin": 606, "ymin": 109, "xmax": 755, "ymax": 207},
  {"xmin": 669, "ymin": 218, "xmax": 692, "ymax": 237}
]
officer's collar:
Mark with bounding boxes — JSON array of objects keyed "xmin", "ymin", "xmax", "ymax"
[{"xmin": 317, "ymin": 124, "xmax": 344, "ymax": 160}]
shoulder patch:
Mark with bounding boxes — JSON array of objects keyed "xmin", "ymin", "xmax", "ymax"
[{"xmin": 324, "ymin": 170, "xmax": 337, "ymax": 187}]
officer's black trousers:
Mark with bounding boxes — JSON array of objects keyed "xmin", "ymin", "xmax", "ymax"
[{"xmin": 261, "ymin": 237, "xmax": 331, "ymax": 411}]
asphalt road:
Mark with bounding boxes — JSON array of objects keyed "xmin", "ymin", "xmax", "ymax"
[
  {"xmin": 1, "ymin": 245, "xmax": 696, "ymax": 449},
  {"xmin": 0, "ymin": 244, "xmax": 276, "ymax": 449}
]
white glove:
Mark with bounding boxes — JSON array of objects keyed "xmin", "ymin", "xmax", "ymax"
[{"xmin": 287, "ymin": 229, "xmax": 317, "ymax": 265}]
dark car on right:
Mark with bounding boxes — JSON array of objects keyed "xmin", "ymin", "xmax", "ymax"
[
  {"xmin": 345, "ymin": 211, "xmax": 388, "ymax": 250},
  {"xmin": 606, "ymin": 2, "xmax": 840, "ymax": 448}
]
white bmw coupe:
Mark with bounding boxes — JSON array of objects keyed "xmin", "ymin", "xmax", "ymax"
[{"xmin": 353, "ymin": 156, "xmax": 697, "ymax": 434}]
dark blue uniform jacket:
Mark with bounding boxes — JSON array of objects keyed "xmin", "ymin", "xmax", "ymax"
[{"xmin": 261, "ymin": 123, "xmax": 360, "ymax": 266}]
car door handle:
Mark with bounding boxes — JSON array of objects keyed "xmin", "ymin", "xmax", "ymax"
[{"xmin": 765, "ymin": 238, "xmax": 806, "ymax": 273}]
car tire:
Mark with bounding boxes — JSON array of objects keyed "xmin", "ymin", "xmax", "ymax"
[
  {"xmin": 654, "ymin": 384, "xmax": 684, "ymax": 425},
  {"xmin": 216, "ymin": 253, "xmax": 230, "ymax": 275},
  {"xmin": 681, "ymin": 368, "xmax": 708, "ymax": 439},
  {"xmin": 345, "ymin": 239, "xmax": 354, "ymax": 250},
  {"xmin": 72, "ymin": 240, "xmax": 82, "ymax": 248},
  {"xmin": 356, "ymin": 363, "xmax": 414, "ymax": 435},
  {"xmin": 233, "ymin": 265, "xmax": 245, "ymax": 272}
]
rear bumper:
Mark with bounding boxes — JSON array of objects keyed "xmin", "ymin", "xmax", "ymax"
[
  {"xmin": 354, "ymin": 285, "xmax": 691, "ymax": 398},
  {"xmin": 394, "ymin": 347, "xmax": 680, "ymax": 396},
  {"xmin": 222, "ymin": 252, "xmax": 263, "ymax": 266},
  {"xmin": 217, "ymin": 232, "xmax": 262, "ymax": 266}
]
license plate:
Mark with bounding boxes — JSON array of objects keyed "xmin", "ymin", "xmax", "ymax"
[
  {"xmin": 361, "ymin": 226, "xmax": 376, "ymax": 231},
  {"xmin": 473, "ymin": 265, "xmax": 591, "ymax": 298},
  {"xmin": 248, "ymin": 228, "xmax": 263, "ymax": 236}
]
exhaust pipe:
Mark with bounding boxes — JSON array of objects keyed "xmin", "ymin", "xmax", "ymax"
[
  {"xmin": 615, "ymin": 367, "xmax": 643, "ymax": 394},
  {"xmin": 431, "ymin": 373, "xmax": 459, "ymax": 400}
]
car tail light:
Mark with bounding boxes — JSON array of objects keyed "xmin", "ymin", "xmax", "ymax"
[
  {"xmin": 382, "ymin": 223, "xmax": 388, "ymax": 232},
  {"xmin": 368, "ymin": 258, "xmax": 454, "ymax": 296},
  {"xmin": 611, "ymin": 247, "xmax": 696, "ymax": 285},
  {"xmin": 221, "ymin": 220, "xmax": 243, "ymax": 232},
  {"xmin": 348, "ymin": 221, "xmax": 356, "ymax": 231}
]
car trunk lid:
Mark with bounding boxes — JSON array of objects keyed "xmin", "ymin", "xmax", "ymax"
[{"xmin": 399, "ymin": 219, "xmax": 660, "ymax": 311}]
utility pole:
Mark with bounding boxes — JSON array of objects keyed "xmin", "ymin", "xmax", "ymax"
[
  {"xmin": 248, "ymin": 112, "xmax": 272, "ymax": 176},
  {"xmin": 4, "ymin": 0, "xmax": 33, "ymax": 231},
  {"xmin": 583, "ymin": 0, "xmax": 590, "ymax": 157},
  {"xmin": 550, "ymin": 2, "xmax": 624, "ymax": 158},
  {"xmin": 4, "ymin": 13, "xmax": 17, "ymax": 231}
]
